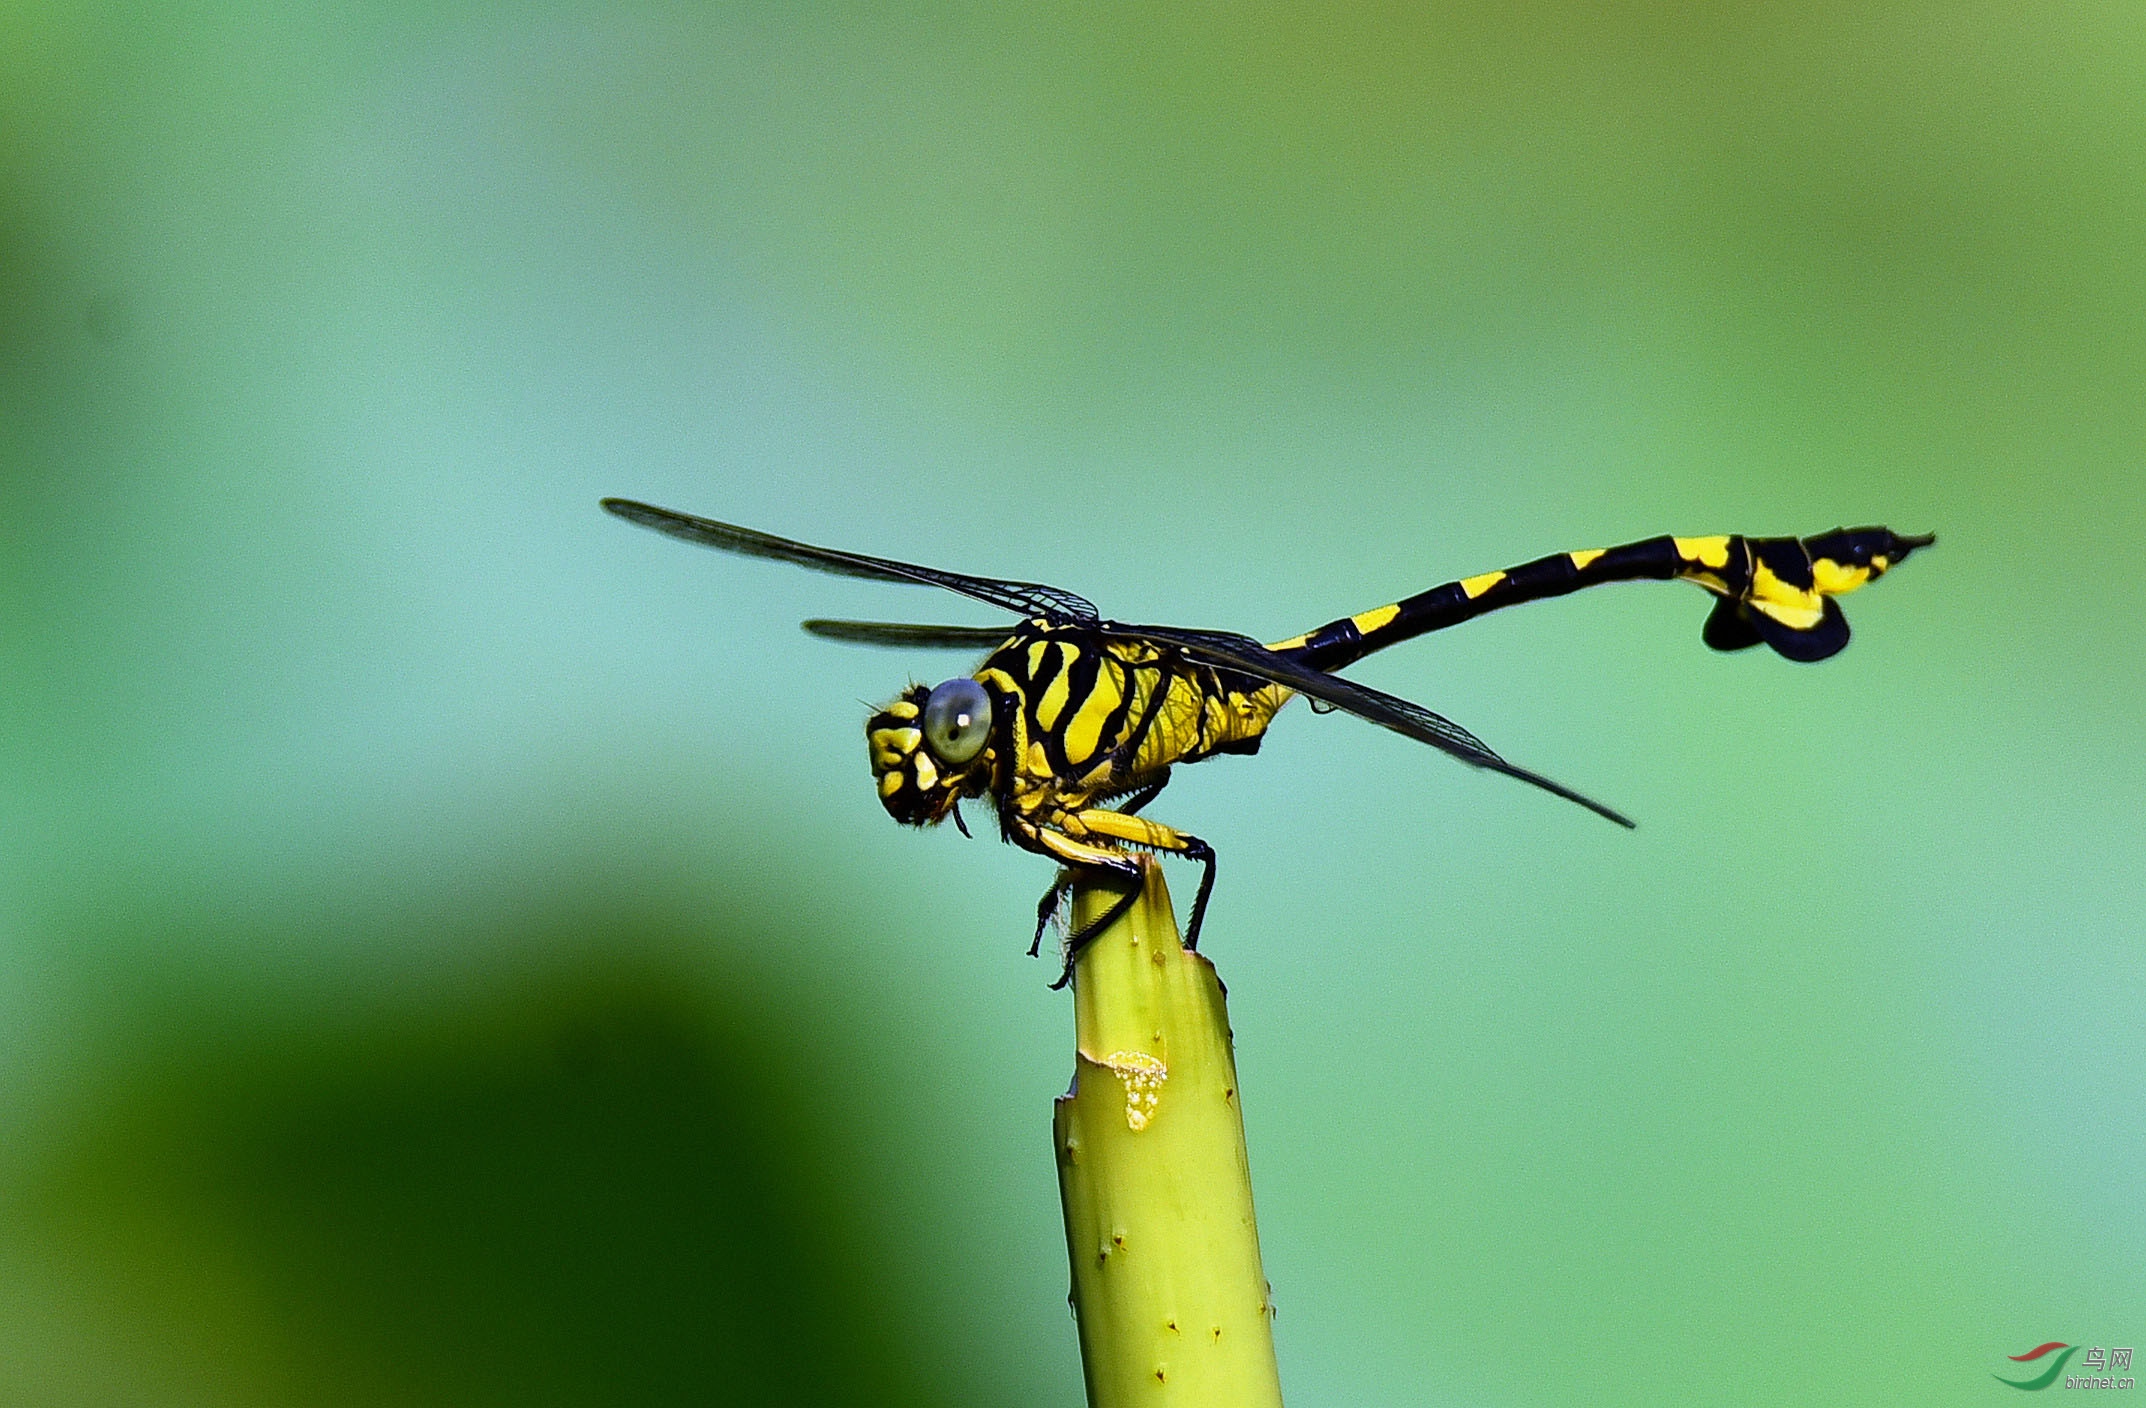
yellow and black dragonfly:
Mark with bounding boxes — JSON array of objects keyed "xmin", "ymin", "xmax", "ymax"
[{"xmin": 603, "ymin": 498, "xmax": 1931, "ymax": 980}]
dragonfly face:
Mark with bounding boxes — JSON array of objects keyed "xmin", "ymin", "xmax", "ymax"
[{"xmin": 866, "ymin": 677, "xmax": 1000, "ymax": 826}]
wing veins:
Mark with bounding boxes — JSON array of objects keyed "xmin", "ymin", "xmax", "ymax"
[
  {"xmin": 1117, "ymin": 623, "xmax": 1635, "ymax": 828},
  {"xmin": 602, "ymin": 498, "xmax": 1098, "ymax": 623},
  {"xmin": 802, "ymin": 620, "xmax": 1017, "ymax": 650}
]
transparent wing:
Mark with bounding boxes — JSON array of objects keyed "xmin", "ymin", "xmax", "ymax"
[
  {"xmin": 602, "ymin": 498, "xmax": 1099, "ymax": 624},
  {"xmin": 802, "ymin": 619, "xmax": 1018, "ymax": 650},
  {"xmin": 1121, "ymin": 623, "xmax": 1636, "ymax": 828}
]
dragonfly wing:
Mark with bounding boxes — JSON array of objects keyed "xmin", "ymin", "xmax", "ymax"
[
  {"xmin": 602, "ymin": 499, "xmax": 1099, "ymax": 624},
  {"xmin": 1123, "ymin": 623, "xmax": 1636, "ymax": 828},
  {"xmin": 802, "ymin": 619, "xmax": 1018, "ymax": 650}
]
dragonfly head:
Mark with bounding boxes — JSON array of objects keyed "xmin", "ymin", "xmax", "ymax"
[{"xmin": 866, "ymin": 677, "xmax": 998, "ymax": 827}]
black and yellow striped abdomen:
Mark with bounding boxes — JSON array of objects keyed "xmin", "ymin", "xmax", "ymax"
[{"xmin": 1272, "ymin": 527, "xmax": 1933, "ymax": 670}]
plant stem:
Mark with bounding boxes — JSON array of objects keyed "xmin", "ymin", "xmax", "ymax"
[{"xmin": 1052, "ymin": 860, "xmax": 1284, "ymax": 1407}]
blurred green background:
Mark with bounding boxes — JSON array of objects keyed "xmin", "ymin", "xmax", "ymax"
[{"xmin": 3, "ymin": 3, "xmax": 2140, "ymax": 1404}]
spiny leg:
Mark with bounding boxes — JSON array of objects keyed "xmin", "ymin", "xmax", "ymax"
[
  {"xmin": 1014, "ymin": 816, "xmax": 1147, "ymax": 987},
  {"xmin": 1029, "ymin": 869, "xmax": 1148, "ymax": 983},
  {"xmin": 1062, "ymin": 806, "xmax": 1220, "ymax": 957},
  {"xmin": 1029, "ymin": 872, "xmax": 1074, "ymax": 958},
  {"xmin": 1017, "ymin": 808, "xmax": 1219, "ymax": 987},
  {"xmin": 1050, "ymin": 877, "xmax": 1143, "ymax": 990},
  {"xmin": 1022, "ymin": 798, "xmax": 1169, "ymax": 959},
  {"xmin": 1179, "ymin": 836, "xmax": 1217, "ymax": 951},
  {"xmin": 1046, "ymin": 831, "xmax": 1215, "ymax": 987},
  {"xmin": 1111, "ymin": 772, "xmax": 1170, "ymax": 817}
]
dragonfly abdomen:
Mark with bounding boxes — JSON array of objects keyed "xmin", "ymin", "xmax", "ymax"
[{"xmin": 1275, "ymin": 528, "xmax": 1932, "ymax": 672}]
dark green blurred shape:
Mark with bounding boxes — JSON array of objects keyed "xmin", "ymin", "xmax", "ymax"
[{"xmin": 9, "ymin": 907, "xmax": 974, "ymax": 1408}]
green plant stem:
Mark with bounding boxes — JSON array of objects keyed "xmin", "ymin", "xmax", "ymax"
[{"xmin": 1052, "ymin": 860, "xmax": 1284, "ymax": 1407}]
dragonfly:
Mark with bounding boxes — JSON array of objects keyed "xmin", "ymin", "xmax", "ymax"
[{"xmin": 603, "ymin": 497, "xmax": 1932, "ymax": 982}]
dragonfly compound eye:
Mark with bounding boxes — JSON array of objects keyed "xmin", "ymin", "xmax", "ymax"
[{"xmin": 922, "ymin": 677, "xmax": 992, "ymax": 765}]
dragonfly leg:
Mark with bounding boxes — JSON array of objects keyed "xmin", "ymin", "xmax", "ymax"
[
  {"xmin": 1053, "ymin": 885, "xmax": 1143, "ymax": 988},
  {"xmin": 1067, "ymin": 808, "xmax": 1219, "ymax": 952},
  {"xmin": 1182, "ymin": 836, "xmax": 1217, "ymax": 951},
  {"xmin": 1015, "ymin": 807, "xmax": 1219, "ymax": 984},
  {"xmin": 1111, "ymin": 773, "xmax": 1170, "ymax": 817},
  {"xmin": 1029, "ymin": 874, "xmax": 1073, "ymax": 958},
  {"xmin": 1015, "ymin": 817, "xmax": 1145, "ymax": 987}
]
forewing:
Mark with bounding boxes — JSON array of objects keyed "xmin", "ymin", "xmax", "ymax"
[
  {"xmin": 602, "ymin": 498, "xmax": 1099, "ymax": 623},
  {"xmin": 802, "ymin": 619, "xmax": 1018, "ymax": 650},
  {"xmin": 1123, "ymin": 623, "xmax": 1636, "ymax": 828}
]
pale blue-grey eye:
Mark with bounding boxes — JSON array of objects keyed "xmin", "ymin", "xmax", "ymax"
[{"xmin": 922, "ymin": 677, "xmax": 992, "ymax": 765}]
